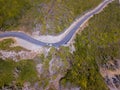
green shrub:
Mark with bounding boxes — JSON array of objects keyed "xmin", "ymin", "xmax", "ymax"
[{"xmin": 0, "ymin": 59, "xmax": 16, "ymax": 87}]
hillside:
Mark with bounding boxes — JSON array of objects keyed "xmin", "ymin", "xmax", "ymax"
[
  {"xmin": 0, "ymin": 0, "xmax": 101, "ymax": 34},
  {"xmin": 0, "ymin": 0, "xmax": 120, "ymax": 90},
  {"xmin": 61, "ymin": 0, "xmax": 120, "ymax": 90}
]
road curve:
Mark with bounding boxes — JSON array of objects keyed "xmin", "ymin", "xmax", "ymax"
[{"xmin": 0, "ymin": 0, "xmax": 113, "ymax": 47}]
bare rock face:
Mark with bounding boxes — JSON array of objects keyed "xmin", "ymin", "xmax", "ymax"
[
  {"xmin": 0, "ymin": 50, "xmax": 39, "ymax": 62},
  {"xmin": 34, "ymin": 53, "xmax": 70, "ymax": 90},
  {"xmin": 46, "ymin": 74, "xmax": 64, "ymax": 90},
  {"xmin": 100, "ymin": 59, "xmax": 120, "ymax": 90},
  {"xmin": 36, "ymin": 63, "xmax": 43, "ymax": 75},
  {"xmin": 45, "ymin": 57, "xmax": 69, "ymax": 90},
  {"xmin": 49, "ymin": 58, "xmax": 64, "ymax": 75}
]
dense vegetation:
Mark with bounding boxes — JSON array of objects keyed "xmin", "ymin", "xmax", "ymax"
[
  {"xmin": 0, "ymin": 59, "xmax": 15, "ymax": 87},
  {"xmin": 0, "ymin": 0, "xmax": 102, "ymax": 34},
  {"xmin": 62, "ymin": 1, "xmax": 120, "ymax": 90},
  {"xmin": 16, "ymin": 60, "xmax": 38, "ymax": 86},
  {"xmin": 0, "ymin": 38, "xmax": 26, "ymax": 51},
  {"xmin": 0, "ymin": 0, "xmax": 30, "ymax": 30},
  {"xmin": 0, "ymin": 59, "xmax": 38, "ymax": 88}
]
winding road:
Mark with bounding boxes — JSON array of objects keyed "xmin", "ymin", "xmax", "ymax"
[{"xmin": 0, "ymin": 0, "xmax": 113, "ymax": 47}]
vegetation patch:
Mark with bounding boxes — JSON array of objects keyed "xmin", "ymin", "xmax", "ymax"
[
  {"xmin": 0, "ymin": 0, "xmax": 31, "ymax": 30},
  {"xmin": 16, "ymin": 60, "xmax": 38, "ymax": 86},
  {"xmin": 0, "ymin": 59, "xmax": 15, "ymax": 87},
  {"xmin": 0, "ymin": 59, "xmax": 38, "ymax": 88},
  {"xmin": 0, "ymin": 38, "xmax": 26, "ymax": 51}
]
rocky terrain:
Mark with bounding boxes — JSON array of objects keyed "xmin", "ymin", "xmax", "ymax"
[{"xmin": 100, "ymin": 59, "xmax": 120, "ymax": 90}]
